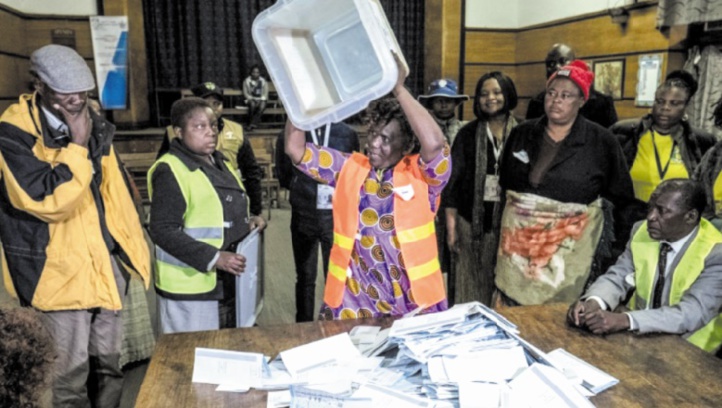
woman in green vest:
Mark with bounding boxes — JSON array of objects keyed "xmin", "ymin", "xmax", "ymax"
[{"xmin": 148, "ymin": 97, "xmax": 262, "ymax": 334}]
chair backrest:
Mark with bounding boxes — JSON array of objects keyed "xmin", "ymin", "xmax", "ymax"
[{"xmin": 267, "ymin": 81, "xmax": 282, "ymax": 108}]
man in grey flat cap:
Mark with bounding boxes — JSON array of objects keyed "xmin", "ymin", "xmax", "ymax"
[{"xmin": 0, "ymin": 44, "xmax": 151, "ymax": 407}]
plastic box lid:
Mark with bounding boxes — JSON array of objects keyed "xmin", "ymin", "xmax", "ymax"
[{"xmin": 252, "ymin": 0, "xmax": 407, "ymax": 131}]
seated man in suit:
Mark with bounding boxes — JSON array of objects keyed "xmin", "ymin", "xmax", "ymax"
[{"xmin": 568, "ymin": 179, "xmax": 722, "ymax": 353}]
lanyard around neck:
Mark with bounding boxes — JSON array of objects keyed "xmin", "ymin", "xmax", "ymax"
[
  {"xmin": 311, "ymin": 123, "xmax": 331, "ymax": 147},
  {"xmin": 486, "ymin": 120, "xmax": 507, "ymax": 174},
  {"xmin": 651, "ymin": 130, "xmax": 676, "ymax": 180}
]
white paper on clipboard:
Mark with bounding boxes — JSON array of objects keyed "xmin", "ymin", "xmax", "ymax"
[{"xmin": 235, "ymin": 228, "xmax": 260, "ymax": 327}]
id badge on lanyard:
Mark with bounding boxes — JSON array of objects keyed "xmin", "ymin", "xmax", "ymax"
[
  {"xmin": 485, "ymin": 124, "xmax": 502, "ymax": 202},
  {"xmin": 484, "ymin": 175, "xmax": 501, "ymax": 202},
  {"xmin": 313, "ymin": 125, "xmax": 334, "ymax": 209}
]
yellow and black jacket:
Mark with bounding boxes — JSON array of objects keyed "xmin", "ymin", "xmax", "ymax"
[{"xmin": 0, "ymin": 93, "xmax": 150, "ymax": 311}]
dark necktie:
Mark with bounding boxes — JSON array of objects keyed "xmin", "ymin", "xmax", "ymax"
[{"xmin": 652, "ymin": 243, "xmax": 672, "ymax": 309}]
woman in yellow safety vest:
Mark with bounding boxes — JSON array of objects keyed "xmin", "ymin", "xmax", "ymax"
[
  {"xmin": 284, "ymin": 58, "xmax": 452, "ymax": 320},
  {"xmin": 148, "ymin": 97, "xmax": 263, "ymax": 333}
]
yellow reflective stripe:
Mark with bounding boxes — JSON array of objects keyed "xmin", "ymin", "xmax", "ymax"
[
  {"xmin": 328, "ymin": 262, "xmax": 347, "ymax": 281},
  {"xmin": 407, "ymin": 258, "xmax": 440, "ymax": 280},
  {"xmin": 333, "ymin": 233, "xmax": 355, "ymax": 250},
  {"xmin": 396, "ymin": 221, "xmax": 435, "ymax": 244}
]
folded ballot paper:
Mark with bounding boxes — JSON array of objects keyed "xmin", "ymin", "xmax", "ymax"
[{"xmin": 191, "ymin": 302, "xmax": 617, "ymax": 406}]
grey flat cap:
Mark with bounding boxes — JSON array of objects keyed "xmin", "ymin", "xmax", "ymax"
[{"xmin": 31, "ymin": 45, "xmax": 95, "ymax": 93}]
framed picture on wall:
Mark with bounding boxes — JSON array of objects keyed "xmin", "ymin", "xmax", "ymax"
[{"xmin": 593, "ymin": 59, "xmax": 625, "ymax": 100}]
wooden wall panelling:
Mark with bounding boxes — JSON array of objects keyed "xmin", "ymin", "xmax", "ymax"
[
  {"xmin": 0, "ymin": 54, "xmax": 23, "ymax": 96},
  {"xmin": 464, "ymin": 31, "xmax": 516, "ymax": 64},
  {"xmin": 0, "ymin": 8, "xmax": 25, "ymax": 56},
  {"xmin": 513, "ymin": 62, "xmax": 546, "ymax": 98},
  {"xmin": 25, "ymin": 19, "xmax": 92, "ymax": 58},
  {"xmin": 514, "ymin": 8, "xmax": 671, "ymax": 64},
  {"xmin": 424, "ymin": 0, "xmax": 464, "ymax": 87},
  {"xmin": 441, "ymin": 0, "xmax": 463, "ymax": 81},
  {"xmin": 460, "ymin": 4, "xmax": 689, "ymax": 120}
]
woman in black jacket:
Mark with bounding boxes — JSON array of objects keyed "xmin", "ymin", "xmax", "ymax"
[
  {"xmin": 496, "ymin": 61, "xmax": 635, "ymax": 306},
  {"xmin": 442, "ymin": 71, "xmax": 518, "ymax": 306}
]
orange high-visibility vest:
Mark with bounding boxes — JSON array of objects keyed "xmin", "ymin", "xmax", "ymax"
[{"xmin": 324, "ymin": 153, "xmax": 446, "ymax": 308}]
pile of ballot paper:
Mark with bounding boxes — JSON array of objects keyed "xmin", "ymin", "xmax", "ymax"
[{"xmin": 191, "ymin": 302, "xmax": 618, "ymax": 407}]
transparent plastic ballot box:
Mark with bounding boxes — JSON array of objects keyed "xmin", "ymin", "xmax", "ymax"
[{"xmin": 252, "ymin": 0, "xmax": 408, "ymax": 131}]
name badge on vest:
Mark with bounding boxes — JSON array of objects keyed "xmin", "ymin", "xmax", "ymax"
[
  {"xmin": 317, "ymin": 184, "xmax": 334, "ymax": 209},
  {"xmin": 224, "ymin": 131, "xmax": 234, "ymax": 139},
  {"xmin": 484, "ymin": 175, "xmax": 501, "ymax": 202},
  {"xmin": 393, "ymin": 184, "xmax": 415, "ymax": 201}
]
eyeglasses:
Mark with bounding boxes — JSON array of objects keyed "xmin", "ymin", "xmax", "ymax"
[{"xmin": 545, "ymin": 90, "xmax": 581, "ymax": 102}]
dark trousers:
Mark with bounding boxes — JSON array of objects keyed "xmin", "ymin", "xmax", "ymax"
[
  {"xmin": 247, "ymin": 99, "xmax": 266, "ymax": 127},
  {"xmin": 291, "ymin": 210, "xmax": 333, "ymax": 322}
]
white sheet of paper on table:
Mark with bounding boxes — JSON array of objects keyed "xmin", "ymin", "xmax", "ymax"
[
  {"xmin": 280, "ymin": 333, "xmax": 361, "ymax": 377},
  {"xmin": 427, "ymin": 346, "xmax": 528, "ymax": 383},
  {"xmin": 508, "ymin": 363, "xmax": 594, "ymax": 408},
  {"xmin": 266, "ymin": 390, "xmax": 291, "ymax": 408},
  {"xmin": 458, "ymin": 382, "xmax": 508, "ymax": 408},
  {"xmin": 191, "ymin": 347, "xmax": 264, "ymax": 386},
  {"xmin": 546, "ymin": 348, "xmax": 618, "ymax": 394}
]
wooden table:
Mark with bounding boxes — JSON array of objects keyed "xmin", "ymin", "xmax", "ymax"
[{"xmin": 136, "ymin": 304, "xmax": 722, "ymax": 407}]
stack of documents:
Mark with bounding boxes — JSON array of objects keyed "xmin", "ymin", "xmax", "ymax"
[{"xmin": 191, "ymin": 302, "xmax": 618, "ymax": 407}]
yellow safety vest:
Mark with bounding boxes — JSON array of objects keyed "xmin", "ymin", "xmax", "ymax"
[
  {"xmin": 148, "ymin": 153, "xmax": 246, "ymax": 294},
  {"xmin": 629, "ymin": 219, "xmax": 722, "ymax": 352},
  {"xmin": 325, "ymin": 153, "xmax": 446, "ymax": 308}
]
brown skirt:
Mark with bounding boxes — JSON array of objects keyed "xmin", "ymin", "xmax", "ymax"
[{"xmin": 452, "ymin": 216, "xmax": 499, "ymax": 306}]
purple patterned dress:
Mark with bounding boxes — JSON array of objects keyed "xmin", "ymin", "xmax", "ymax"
[{"xmin": 295, "ymin": 143, "xmax": 452, "ymax": 320}]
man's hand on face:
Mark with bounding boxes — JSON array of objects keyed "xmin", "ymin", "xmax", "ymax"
[
  {"xmin": 582, "ymin": 309, "xmax": 630, "ymax": 335},
  {"xmin": 55, "ymin": 102, "xmax": 91, "ymax": 147}
]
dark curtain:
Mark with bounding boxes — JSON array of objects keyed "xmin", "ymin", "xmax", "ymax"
[
  {"xmin": 144, "ymin": 0, "xmax": 275, "ymax": 89},
  {"xmin": 379, "ymin": 0, "xmax": 425, "ymax": 96},
  {"xmin": 144, "ymin": 0, "xmax": 425, "ymax": 121}
]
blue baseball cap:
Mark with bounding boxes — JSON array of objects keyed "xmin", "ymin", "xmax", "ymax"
[{"xmin": 417, "ymin": 78, "xmax": 469, "ymax": 107}]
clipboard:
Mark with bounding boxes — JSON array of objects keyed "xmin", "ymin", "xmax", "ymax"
[{"xmin": 234, "ymin": 228, "xmax": 265, "ymax": 327}]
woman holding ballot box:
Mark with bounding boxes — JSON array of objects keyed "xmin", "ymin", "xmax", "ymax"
[
  {"xmin": 149, "ymin": 97, "xmax": 263, "ymax": 334},
  {"xmin": 285, "ymin": 57, "xmax": 451, "ymax": 320}
]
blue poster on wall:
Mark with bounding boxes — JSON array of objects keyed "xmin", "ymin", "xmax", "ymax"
[{"xmin": 90, "ymin": 16, "xmax": 128, "ymax": 110}]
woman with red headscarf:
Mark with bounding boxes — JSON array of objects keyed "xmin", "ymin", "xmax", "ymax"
[{"xmin": 496, "ymin": 60, "xmax": 635, "ymax": 306}]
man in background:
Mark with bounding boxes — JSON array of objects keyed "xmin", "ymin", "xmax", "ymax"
[
  {"xmin": 417, "ymin": 78, "xmax": 469, "ymax": 146},
  {"xmin": 526, "ymin": 43, "xmax": 618, "ymax": 128},
  {"xmin": 275, "ymin": 123, "xmax": 359, "ymax": 322},
  {"xmin": 418, "ymin": 79, "xmax": 469, "ymax": 283}
]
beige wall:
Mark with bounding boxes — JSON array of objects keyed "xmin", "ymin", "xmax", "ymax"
[
  {"xmin": 452, "ymin": 4, "xmax": 689, "ymax": 120},
  {"xmin": 0, "ymin": 0, "xmax": 149, "ymax": 126}
]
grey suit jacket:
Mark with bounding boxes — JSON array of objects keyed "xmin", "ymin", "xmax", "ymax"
[{"xmin": 583, "ymin": 221, "xmax": 722, "ymax": 335}]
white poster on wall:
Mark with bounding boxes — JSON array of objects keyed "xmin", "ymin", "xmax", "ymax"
[
  {"xmin": 636, "ymin": 54, "xmax": 663, "ymax": 107},
  {"xmin": 89, "ymin": 16, "xmax": 128, "ymax": 110}
]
